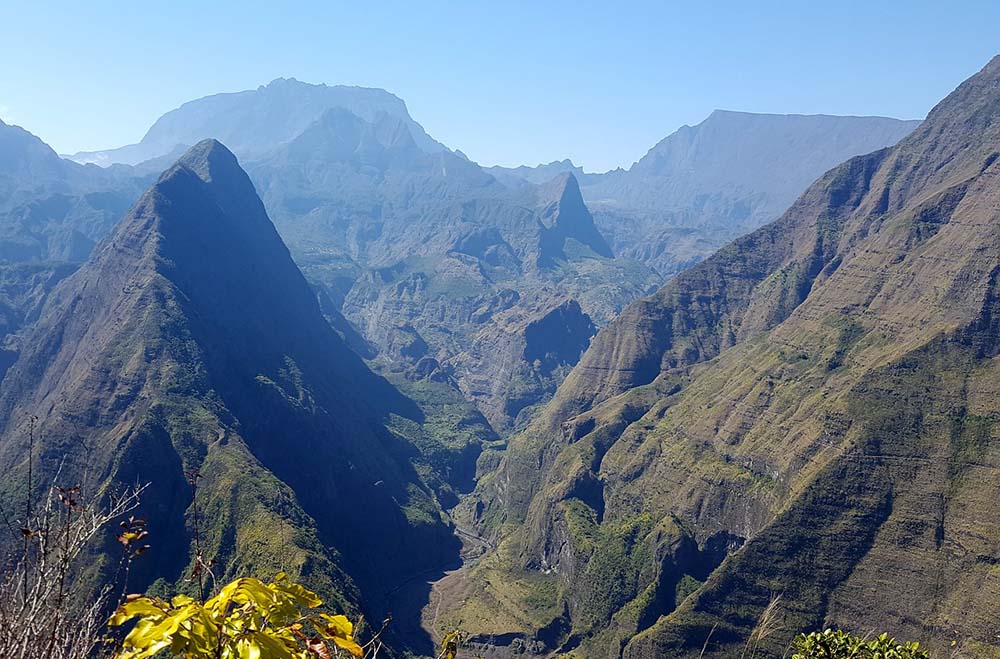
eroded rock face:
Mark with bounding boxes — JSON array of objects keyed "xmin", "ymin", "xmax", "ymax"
[
  {"xmin": 449, "ymin": 299, "xmax": 596, "ymax": 435},
  {"xmin": 448, "ymin": 56, "xmax": 1000, "ymax": 659}
]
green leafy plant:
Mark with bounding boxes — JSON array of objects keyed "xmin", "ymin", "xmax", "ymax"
[
  {"xmin": 791, "ymin": 629, "xmax": 929, "ymax": 659},
  {"xmin": 109, "ymin": 573, "xmax": 366, "ymax": 659}
]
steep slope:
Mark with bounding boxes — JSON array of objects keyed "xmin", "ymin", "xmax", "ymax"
[
  {"xmin": 448, "ymin": 298, "xmax": 596, "ymax": 436},
  {"xmin": 0, "ymin": 140, "xmax": 463, "ymax": 625},
  {"xmin": 441, "ymin": 56, "xmax": 1000, "ymax": 658},
  {"xmin": 69, "ymin": 78, "xmax": 448, "ymax": 166}
]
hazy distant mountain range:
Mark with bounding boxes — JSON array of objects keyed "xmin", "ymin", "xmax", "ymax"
[
  {"xmin": 68, "ymin": 77, "xmax": 449, "ymax": 166},
  {"xmin": 492, "ymin": 110, "xmax": 920, "ymax": 277}
]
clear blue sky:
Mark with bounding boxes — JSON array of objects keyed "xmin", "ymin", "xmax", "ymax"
[{"xmin": 1, "ymin": 1, "xmax": 998, "ymax": 171}]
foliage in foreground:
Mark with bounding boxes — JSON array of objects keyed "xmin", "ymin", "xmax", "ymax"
[
  {"xmin": 791, "ymin": 629, "xmax": 930, "ymax": 659},
  {"xmin": 110, "ymin": 573, "xmax": 365, "ymax": 659}
]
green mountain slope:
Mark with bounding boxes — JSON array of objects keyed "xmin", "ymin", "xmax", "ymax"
[
  {"xmin": 444, "ymin": 55, "xmax": 1000, "ymax": 659},
  {"xmin": 0, "ymin": 141, "xmax": 487, "ymax": 645}
]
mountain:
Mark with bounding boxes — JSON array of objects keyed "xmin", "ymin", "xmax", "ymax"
[
  {"xmin": 69, "ymin": 78, "xmax": 449, "ymax": 166},
  {"xmin": 0, "ymin": 120, "xmax": 147, "ymax": 369},
  {"xmin": 495, "ymin": 112, "xmax": 920, "ymax": 279},
  {"xmin": 486, "ymin": 159, "xmax": 595, "ymax": 188},
  {"xmin": 436, "ymin": 56, "xmax": 1000, "ymax": 658},
  {"xmin": 597, "ymin": 110, "xmax": 920, "ymax": 220},
  {"xmin": 0, "ymin": 140, "xmax": 495, "ymax": 638},
  {"xmin": 0, "ymin": 119, "xmax": 146, "ymax": 262},
  {"xmin": 447, "ymin": 298, "xmax": 596, "ymax": 436},
  {"xmin": 3, "ymin": 91, "xmax": 658, "ymax": 440}
]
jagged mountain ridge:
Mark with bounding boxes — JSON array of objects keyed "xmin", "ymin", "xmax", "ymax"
[
  {"xmin": 440, "ymin": 55, "xmax": 1000, "ymax": 659},
  {"xmin": 0, "ymin": 100, "xmax": 652, "ymax": 440},
  {"xmin": 0, "ymin": 140, "xmax": 475, "ymax": 635},
  {"xmin": 0, "ymin": 118, "xmax": 148, "ymax": 262},
  {"xmin": 34, "ymin": 85, "xmax": 923, "ymax": 440}
]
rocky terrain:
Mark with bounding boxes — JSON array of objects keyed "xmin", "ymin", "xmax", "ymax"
[
  {"xmin": 448, "ymin": 298, "xmax": 596, "ymax": 436},
  {"xmin": 438, "ymin": 55, "xmax": 1000, "ymax": 659},
  {"xmin": 1, "ymin": 82, "xmax": 923, "ymax": 441},
  {"xmin": 245, "ymin": 108, "xmax": 657, "ymax": 433}
]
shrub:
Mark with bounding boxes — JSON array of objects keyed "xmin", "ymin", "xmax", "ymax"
[
  {"xmin": 109, "ymin": 573, "xmax": 365, "ymax": 659},
  {"xmin": 791, "ymin": 629, "xmax": 930, "ymax": 659}
]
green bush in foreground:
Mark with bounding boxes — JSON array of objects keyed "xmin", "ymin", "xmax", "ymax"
[
  {"xmin": 109, "ymin": 573, "xmax": 364, "ymax": 659},
  {"xmin": 791, "ymin": 629, "xmax": 929, "ymax": 659}
]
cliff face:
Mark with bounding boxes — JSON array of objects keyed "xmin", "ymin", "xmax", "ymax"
[
  {"xmin": 444, "ymin": 56, "xmax": 1000, "ymax": 658},
  {"xmin": 449, "ymin": 299, "xmax": 596, "ymax": 435},
  {"xmin": 0, "ymin": 140, "xmax": 461, "ymax": 622}
]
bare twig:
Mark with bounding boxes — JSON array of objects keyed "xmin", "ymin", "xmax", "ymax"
[{"xmin": 0, "ymin": 481, "xmax": 145, "ymax": 659}]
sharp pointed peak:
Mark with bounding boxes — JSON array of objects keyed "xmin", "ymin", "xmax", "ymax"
[
  {"xmin": 543, "ymin": 170, "xmax": 581, "ymax": 193},
  {"xmin": 535, "ymin": 170, "xmax": 586, "ymax": 213},
  {"xmin": 167, "ymin": 139, "xmax": 242, "ymax": 184}
]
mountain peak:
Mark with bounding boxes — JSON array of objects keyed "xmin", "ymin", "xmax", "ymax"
[
  {"xmin": 69, "ymin": 79, "xmax": 448, "ymax": 166},
  {"xmin": 266, "ymin": 76, "xmax": 303, "ymax": 86},
  {"xmin": 534, "ymin": 171, "xmax": 613, "ymax": 263},
  {"xmin": 536, "ymin": 170, "xmax": 582, "ymax": 207},
  {"xmin": 170, "ymin": 138, "xmax": 240, "ymax": 183}
]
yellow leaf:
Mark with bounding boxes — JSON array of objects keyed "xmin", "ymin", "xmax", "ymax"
[
  {"xmin": 237, "ymin": 638, "xmax": 263, "ymax": 659},
  {"xmin": 272, "ymin": 575, "xmax": 323, "ymax": 609},
  {"xmin": 109, "ymin": 598, "xmax": 168, "ymax": 627},
  {"xmin": 171, "ymin": 594, "xmax": 195, "ymax": 607},
  {"xmin": 441, "ymin": 631, "xmax": 463, "ymax": 659},
  {"xmin": 332, "ymin": 635, "xmax": 364, "ymax": 658},
  {"xmin": 318, "ymin": 614, "xmax": 353, "ymax": 638}
]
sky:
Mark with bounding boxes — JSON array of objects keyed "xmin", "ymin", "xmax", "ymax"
[{"xmin": 1, "ymin": 1, "xmax": 998, "ymax": 172}]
